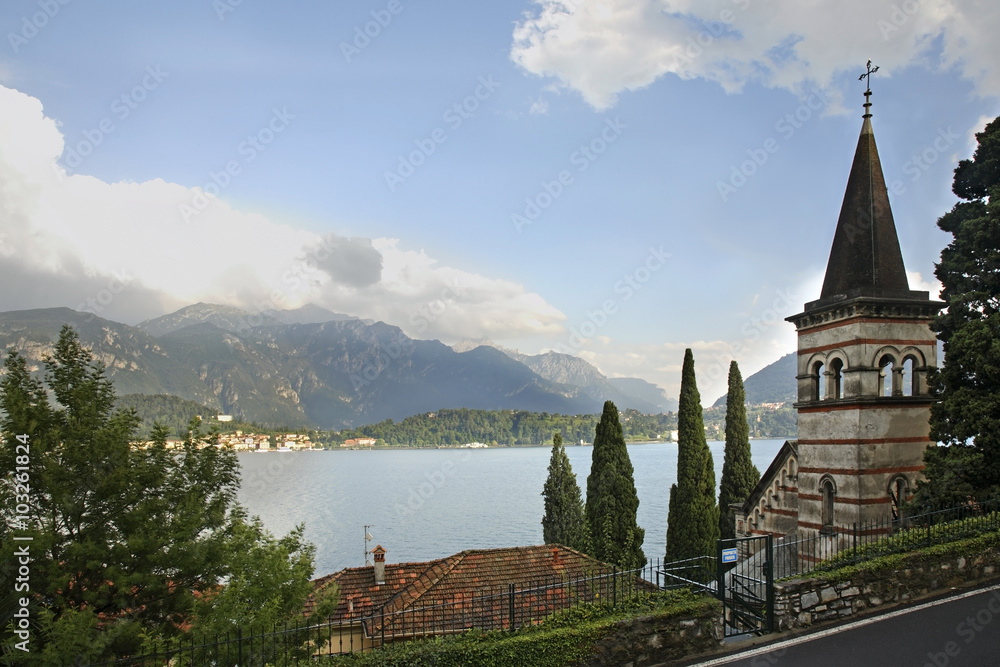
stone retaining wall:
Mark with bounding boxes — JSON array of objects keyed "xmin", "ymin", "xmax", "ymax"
[
  {"xmin": 582, "ymin": 600, "xmax": 723, "ymax": 667},
  {"xmin": 774, "ymin": 546, "xmax": 1000, "ymax": 631}
]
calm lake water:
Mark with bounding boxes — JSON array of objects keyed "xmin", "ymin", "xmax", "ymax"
[{"xmin": 236, "ymin": 439, "xmax": 785, "ymax": 578}]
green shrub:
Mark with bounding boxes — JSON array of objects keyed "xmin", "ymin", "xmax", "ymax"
[{"xmin": 318, "ymin": 590, "xmax": 718, "ymax": 667}]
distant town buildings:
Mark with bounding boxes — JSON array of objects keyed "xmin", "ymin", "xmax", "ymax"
[
  {"xmin": 342, "ymin": 437, "xmax": 377, "ymax": 448},
  {"xmin": 133, "ymin": 431, "xmax": 313, "ymax": 452}
]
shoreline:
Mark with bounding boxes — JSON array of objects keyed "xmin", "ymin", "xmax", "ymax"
[{"xmin": 239, "ymin": 436, "xmax": 794, "ymax": 452}]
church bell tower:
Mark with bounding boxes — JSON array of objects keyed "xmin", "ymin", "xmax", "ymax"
[{"xmin": 785, "ymin": 69, "xmax": 944, "ymax": 537}]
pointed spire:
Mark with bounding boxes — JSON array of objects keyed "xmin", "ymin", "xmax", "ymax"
[{"xmin": 816, "ymin": 85, "xmax": 914, "ymax": 305}]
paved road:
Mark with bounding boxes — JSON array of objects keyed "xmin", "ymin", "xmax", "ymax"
[{"xmin": 687, "ymin": 583, "xmax": 1000, "ymax": 667}]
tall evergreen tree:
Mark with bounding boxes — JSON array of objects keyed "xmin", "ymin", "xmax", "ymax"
[
  {"xmin": 541, "ymin": 433, "xmax": 587, "ymax": 552},
  {"xmin": 0, "ymin": 326, "xmax": 327, "ymax": 659},
  {"xmin": 665, "ymin": 349, "xmax": 719, "ymax": 562},
  {"xmin": 717, "ymin": 361, "xmax": 761, "ymax": 539},
  {"xmin": 916, "ymin": 115, "xmax": 1000, "ymax": 503},
  {"xmin": 585, "ymin": 401, "xmax": 645, "ymax": 569}
]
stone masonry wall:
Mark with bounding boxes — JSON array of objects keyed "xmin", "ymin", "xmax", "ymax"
[
  {"xmin": 774, "ymin": 545, "xmax": 1000, "ymax": 631},
  {"xmin": 582, "ymin": 599, "xmax": 723, "ymax": 667}
]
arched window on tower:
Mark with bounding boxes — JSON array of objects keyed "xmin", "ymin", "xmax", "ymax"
[
  {"xmin": 889, "ymin": 476, "xmax": 908, "ymax": 523},
  {"xmin": 902, "ymin": 357, "xmax": 915, "ymax": 396},
  {"xmin": 814, "ymin": 361, "xmax": 826, "ymax": 401},
  {"xmin": 820, "ymin": 477, "xmax": 836, "ymax": 534},
  {"xmin": 878, "ymin": 356, "xmax": 895, "ymax": 397},
  {"xmin": 830, "ymin": 358, "xmax": 845, "ymax": 399}
]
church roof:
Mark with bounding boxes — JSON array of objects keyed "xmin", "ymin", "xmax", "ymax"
[{"xmin": 811, "ymin": 92, "xmax": 926, "ymax": 310}]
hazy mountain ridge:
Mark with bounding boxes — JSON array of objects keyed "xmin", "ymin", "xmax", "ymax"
[
  {"xmin": 712, "ymin": 352, "xmax": 797, "ymax": 407},
  {"xmin": 0, "ymin": 305, "xmax": 667, "ymax": 430},
  {"xmin": 451, "ymin": 339, "xmax": 677, "ymax": 413}
]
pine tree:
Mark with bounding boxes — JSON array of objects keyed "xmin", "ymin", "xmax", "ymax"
[
  {"xmin": 717, "ymin": 361, "xmax": 761, "ymax": 539},
  {"xmin": 541, "ymin": 433, "xmax": 587, "ymax": 552},
  {"xmin": 913, "ymin": 116, "xmax": 1000, "ymax": 503},
  {"xmin": 665, "ymin": 349, "xmax": 720, "ymax": 562},
  {"xmin": 585, "ymin": 401, "xmax": 646, "ymax": 569},
  {"xmin": 0, "ymin": 326, "xmax": 326, "ymax": 658}
]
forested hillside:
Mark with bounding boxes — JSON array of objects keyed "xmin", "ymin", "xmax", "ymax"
[
  {"xmin": 114, "ymin": 393, "xmax": 290, "ymax": 438},
  {"xmin": 325, "ymin": 408, "xmax": 677, "ymax": 447}
]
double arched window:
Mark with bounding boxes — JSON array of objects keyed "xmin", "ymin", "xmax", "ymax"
[{"xmin": 810, "ymin": 355, "xmax": 846, "ymax": 401}]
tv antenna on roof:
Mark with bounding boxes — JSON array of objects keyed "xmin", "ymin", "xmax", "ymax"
[{"xmin": 364, "ymin": 524, "xmax": 375, "ymax": 567}]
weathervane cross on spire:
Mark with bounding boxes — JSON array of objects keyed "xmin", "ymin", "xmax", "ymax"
[{"xmin": 859, "ymin": 59, "xmax": 879, "ymax": 93}]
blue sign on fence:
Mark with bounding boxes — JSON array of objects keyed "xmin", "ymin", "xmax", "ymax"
[{"xmin": 722, "ymin": 547, "xmax": 738, "ymax": 564}]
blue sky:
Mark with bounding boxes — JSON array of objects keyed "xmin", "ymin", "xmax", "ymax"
[{"xmin": 1, "ymin": 0, "xmax": 997, "ymax": 402}]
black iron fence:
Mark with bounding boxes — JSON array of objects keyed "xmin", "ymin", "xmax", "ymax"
[
  {"xmin": 83, "ymin": 498, "xmax": 1000, "ymax": 665},
  {"xmin": 86, "ymin": 560, "xmax": 664, "ymax": 666},
  {"xmin": 770, "ymin": 497, "xmax": 1000, "ymax": 580}
]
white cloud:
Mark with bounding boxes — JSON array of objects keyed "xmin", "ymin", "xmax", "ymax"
[
  {"xmin": 511, "ymin": 0, "xmax": 1000, "ymax": 110},
  {"xmin": 0, "ymin": 84, "xmax": 566, "ymax": 339},
  {"xmin": 906, "ymin": 270, "xmax": 942, "ymax": 299},
  {"xmin": 529, "ymin": 98, "xmax": 550, "ymax": 115}
]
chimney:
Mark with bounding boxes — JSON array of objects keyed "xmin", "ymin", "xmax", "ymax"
[{"xmin": 372, "ymin": 545, "xmax": 386, "ymax": 585}]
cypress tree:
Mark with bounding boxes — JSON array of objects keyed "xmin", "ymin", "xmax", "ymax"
[
  {"xmin": 585, "ymin": 401, "xmax": 646, "ymax": 569},
  {"xmin": 718, "ymin": 361, "xmax": 761, "ymax": 539},
  {"xmin": 541, "ymin": 433, "xmax": 587, "ymax": 552},
  {"xmin": 665, "ymin": 349, "xmax": 719, "ymax": 562},
  {"xmin": 916, "ymin": 116, "xmax": 1000, "ymax": 504}
]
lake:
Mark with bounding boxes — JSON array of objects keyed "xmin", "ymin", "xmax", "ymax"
[{"xmin": 236, "ymin": 439, "xmax": 786, "ymax": 578}]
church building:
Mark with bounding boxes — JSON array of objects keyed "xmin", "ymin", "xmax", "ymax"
[{"xmin": 734, "ymin": 83, "xmax": 944, "ymax": 545}]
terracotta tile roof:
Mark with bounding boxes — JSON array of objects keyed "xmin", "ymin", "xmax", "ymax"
[{"xmin": 305, "ymin": 544, "xmax": 655, "ymax": 639}]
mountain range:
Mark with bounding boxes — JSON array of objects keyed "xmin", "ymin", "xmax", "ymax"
[
  {"xmin": 0, "ymin": 304, "xmax": 683, "ymax": 429},
  {"xmin": 711, "ymin": 352, "xmax": 797, "ymax": 408}
]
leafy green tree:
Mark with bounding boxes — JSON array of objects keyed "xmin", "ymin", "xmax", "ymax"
[
  {"xmin": 916, "ymin": 115, "xmax": 1000, "ymax": 504},
  {"xmin": 541, "ymin": 433, "xmax": 588, "ymax": 552},
  {"xmin": 718, "ymin": 361, "xmax": 761, "ymax": 539},
  {"xmin": 188, "ymin": 515, "xmax": 337, "ymax": 637},
  {"xmin": 0, "ymin": 326, "xmax": 322, "ymax": 659},
  {"xmin": 665, "ymin": 350, "xmax": 719, "ymax": 562},
  {"xmin": 585, "ymin": 401, "xmax": 645, "ymax": 569}
]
